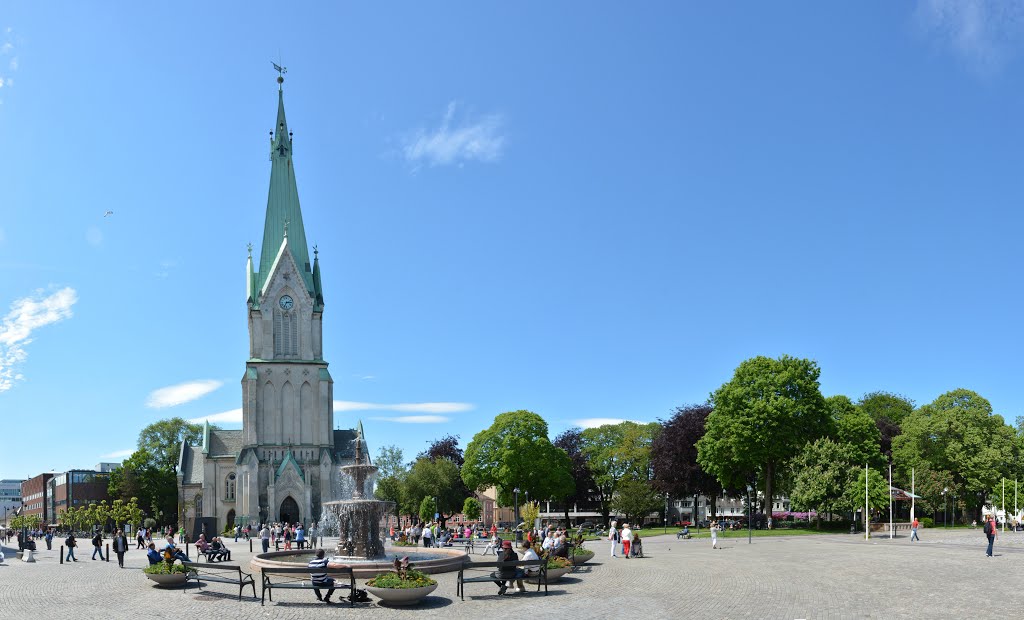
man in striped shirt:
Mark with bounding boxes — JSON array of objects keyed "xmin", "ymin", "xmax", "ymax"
[{"xmin": 308, "ymin": 549, "xmax": 336, "ymax": 603}]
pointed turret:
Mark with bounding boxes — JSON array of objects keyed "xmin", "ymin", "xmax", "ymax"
[
  {"xmin": 254, "ymin": 79, "xmax": 314, "ymax": 301},
  {"xmin": 312, "ymin": 245, "xmax": 324, "ymax": 309}
]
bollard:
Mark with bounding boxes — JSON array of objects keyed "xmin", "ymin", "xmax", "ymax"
[
  {"xmin": 185, "ymin": 542, "xmax": 189, "ymax": 558},
  {"xmin": 106, "ymin": 543, "xmax": 110, "ymax": 562},
  {"xmin": 60, "ymin": 546, "xmax": 64, "ymax": 564},
  {"xmin": 249, "ymin": 539, "xmax": 253, "ymax": 553}
]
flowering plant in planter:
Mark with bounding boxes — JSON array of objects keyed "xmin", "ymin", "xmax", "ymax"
[
  {"xmin": 143, "ymin": 560, "xmax": 188, "ymax": 575},
  {"xmin": 366, "ymin": 557, "xmax": 438, "ymax": 589}
]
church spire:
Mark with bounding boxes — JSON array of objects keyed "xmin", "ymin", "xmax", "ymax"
[{"xmin": 256, "ymin": 69, "xmax": 314, "ymax": 299}]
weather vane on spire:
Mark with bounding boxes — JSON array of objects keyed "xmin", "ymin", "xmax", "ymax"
[
  {"xmin": 272, "ymin": 60, "xmax": 287, "ymax": 85},
  {"xmin": 283, "ymin": 219, "xmax": 290, "ymax": 239}
]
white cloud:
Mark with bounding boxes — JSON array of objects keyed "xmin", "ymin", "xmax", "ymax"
[
  {"xmin": 333, "ymin": 400, "xmax": 473, "ymax": 413},
  {"xmin": 146, "ymin": 379, "xmax": 223, "ymax": 408},
  {"xmin": 0, "ymin": 287, "xmax": 78, "ymax": 392},
  {"xmin": 916, "ymin": 0, "xmax": 1024, "ymax": 75},
  {"xmin": 369, "ymin": 415, "xmax": 451, "ymax": 424},
  {"xmin": 0, "ymin": 42, "xmax": 11, "ymax": 55},
  {"xmin": 8, "ymin": 57, "xmax": 16, "ymax": 71},
  {"xmin": 188, "ymin": 408, "xmax": 243, "ymax": 425},
  {"xmin": 402, "ymin": 102, "xmax": 505, "ymax": 169},
  {"xmin": 99, "ymin": 449, "xmax": 135, "ymax": 460},
  {"xmin": 575, "ymin": 417, "xmax": 637, "ymax": 429}
]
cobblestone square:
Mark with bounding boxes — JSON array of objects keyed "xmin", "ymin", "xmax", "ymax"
[{"xmin": 1, "ymin": 529, "xmax": 1021, "ymax": 619}]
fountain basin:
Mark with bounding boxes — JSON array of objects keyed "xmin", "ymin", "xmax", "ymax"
[{"xmin": 251, "ymin": 547, "xmax": 468, "ymax": 579}]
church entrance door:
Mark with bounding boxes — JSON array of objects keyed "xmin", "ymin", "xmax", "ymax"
[
  {"xmin": 226, "ymin": 509, "xmax": 236, "ymax": 530},
  {"xmin": 280, "ymin": 496, "xmax": 299, "ymax": 524}
]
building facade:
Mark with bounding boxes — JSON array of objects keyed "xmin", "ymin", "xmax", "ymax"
[
  {"xmin": 0, "ymin": 479, "xmax": 23, "ymax": 525},
  {"xmin": 21, "ymin": 473, "xmax": 54, "ymax": 525},
  {"xmin": 177, "ymin": 76, "xmax": 366, "ymax": 533},
  {"xmin": 47, "ymin": 470, "xmax": 111, "ymax": 522}
]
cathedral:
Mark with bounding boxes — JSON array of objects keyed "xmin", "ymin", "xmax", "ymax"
[{"xmin": 177, "ymin": 74, "xmax": 367, "ymax": 532}]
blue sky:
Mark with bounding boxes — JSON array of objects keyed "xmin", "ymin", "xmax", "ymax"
[{"xmin": 3, "ymin": 2, "xmax": 1024, "ymax": 478}]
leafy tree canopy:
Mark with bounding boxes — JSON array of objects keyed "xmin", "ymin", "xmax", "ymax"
[
  {"xmin": 858, "ymin": 391, "xmax": 914, "ymax": 425},
  {"xmin": 462, "ymin": 410, "xmax": 574, "ymax": 507},
  {"xmin": 581, "ymin": 420, "xmax": 660, "ymax": 522},
  {"xmin": 610, "ymin": 480, "xmax": 662, "ymax": 525},
  {"xmin": 650, "ymin": 403, "xmax": 722, "ymax": 499},
  {"xmin": 404, "ymin": 456, "xmax": 469, "ymax": 521},
  {"xmin": 828, "ymin": 395, "xmax": 883, "ymax": 468},
  {"xmin": 373, "ymin": 445, "xmax": 406, "ymax": 521},
  {"xmin": 462, "ymin": 497, "xmax": 482, "ymax": 522},
  {"xmin": 697, "ymin": 355, "xmax": 830, "ymax": 514},
  {"xmin": 138, "ymin": 417, "xmax": 204, "ymax": 472},
  {"xmin": 843, "ymin": 467, "xmax": 890, "ymax": 515}
]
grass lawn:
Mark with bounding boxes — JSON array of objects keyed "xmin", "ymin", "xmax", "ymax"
[{"xmin": 631, "ymin": 527, "xmax": 841, "ymax": 539}]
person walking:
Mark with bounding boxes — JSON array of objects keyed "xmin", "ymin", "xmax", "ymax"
[
  {"xmin": 422, "ymin": 523, "xmax": 433, "ymax": 548},
  {"xmin": 112, "ymin": 529, "xmax": 128, "ymax": 568},
  {"xmin": 44, "ymin": 529, "xmax": 53, "ymax": 551},
  {"xmin": 308, "ymin": 523, "xmax": 319, "ymax": 549},
  {"xmin": 984, "ymin": 515, "xmax": 997, "ymax": 557},
  {"xmin": 91, "ymin": 531, "xmax": 105, "ymax": 561},
  {"xmin": 910, "ymin": 517, "xmax": 920, "ymax": 542},
  {"xmin": 65, "ymin": 533, "xmax": 78, "ymax": 562},
  {"xmin": 136, "ymin": 527, "xmax": 146, "ymax": 549},
  {"xmin": 295, "ymin": 523, "xmax": 305, "ymax": 549},
  {"xmin": 608, "ymin": 520, "xmax": 619, "ymax": 558},
  {"xmin": 711, "ymin": 520, "xmax": 719, "ymax": 549},
  {"xmin": 260, "ymin": 524, "xmax": 271, "ymax": 553},
  {"xmin": 621, "ymin": 523, "xmax": 633, "ymax": 559}
]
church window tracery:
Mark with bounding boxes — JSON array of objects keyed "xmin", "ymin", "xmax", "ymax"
[
  {"xmin": 226, "ymin": 473, "xmax": 236, "ymax": 501},
  {"xmin": 273, "ymin": 307, "xmax": 299, "ymax": 357}
]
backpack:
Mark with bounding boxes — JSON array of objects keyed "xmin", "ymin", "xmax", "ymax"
[{"xmin": 983, "ymin": 520, "xmax": 993, "ymax": 535}]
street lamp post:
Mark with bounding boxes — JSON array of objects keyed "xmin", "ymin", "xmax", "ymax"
[
  {"xmin": 513, "ymin": 487, "xmax": 521, "ymax": 543},
  {"xmin": 664, "ymin": 493, "xmax": 669, "ymax": 534},
  {"xmin": 746, "ymin": 485, "xmax": 753, "ymax": 545},
  {"xmin": 952, "ymin": 494, "xmax": 957, "ymax": 528},
  {"xmin": 942, "ymin": 488, "xmax": 948, "ymax": 528}
]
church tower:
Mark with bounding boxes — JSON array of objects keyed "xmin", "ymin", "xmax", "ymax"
[{"xmin": 237, "ymin": 72, "xmax": 335, "ymax": 525}]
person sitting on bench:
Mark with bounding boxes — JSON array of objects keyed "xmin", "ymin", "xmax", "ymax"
[
  {"xmin": 307, "ymin": 549, "xmax": 336, "ymax": 604},
  {"xmin": 677, "ymin": 526, "xmax": 691, "ymax": 539},
  {"xmin": 146, "ymin": 542, "xmax": 162, "ymax": 565},
  {"xmin": 210, "ymin": 537, "xmax": 231, "ymax": 561},
  {"xmin": 493, "ymin": 540, "xmax": 524, "ymax": 595}
]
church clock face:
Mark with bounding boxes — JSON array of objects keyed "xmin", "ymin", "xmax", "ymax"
[{"xmin": 279, "ymin": 295, "xmax": 294, "ymax": 310}]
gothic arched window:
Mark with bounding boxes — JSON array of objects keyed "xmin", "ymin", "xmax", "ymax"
[
  {"xmin": 273, "ymin": 308, "xmax": 299, "ymax": 358},
  {"xmin": 195, "ymin": 494, "xmax": 203, "ymax": 518},
  {"xmin": 226, "ymin": 473, "xmax": 236, "ymax": 501}
]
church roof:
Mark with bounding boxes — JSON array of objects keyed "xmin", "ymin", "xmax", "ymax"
[
  {"xmin": 207, "ymin": 429, "xmax": 243, "ymax": 458},
  {"xmin": 276, "ymin": 449, "xmax": 303, "ymax": 478},
  {"xmin": 180, "ymin": 445, "xmax": 205, "ymax": 485},
  {"xmin": 254, "ymin": 81, "xmax": 315, "ymax": 303},
  {"xmin": 332, "ymin": 428, "xmax": 371, "ymax": 464}
]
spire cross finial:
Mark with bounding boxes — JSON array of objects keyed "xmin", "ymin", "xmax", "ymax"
[
  {"xmin": 283, "ymin": 219, "xmax": 290, "ymax": 239},
  {"xmin": 313, "ymin": 244, "xmax": 318, "ymax": 257},
  {"xmin": 247, "ymin": 242, "xmax": 253, "ymax": 257}
]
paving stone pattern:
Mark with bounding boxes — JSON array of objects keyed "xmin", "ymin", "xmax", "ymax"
[{"xmin": 0, "ymin": 529, "xmax": 1021, "ymax": 619}]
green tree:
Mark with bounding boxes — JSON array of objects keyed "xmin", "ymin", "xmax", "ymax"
[
  {"xmin": 892, "ymin": 389, "xmax": 1016, "ymax": 522},
  {"xmin": 520, "ymin": 500, "xmax": 540, "ymax": 528},
  {"xmin": 610, "ymin": 480, "xmax": 662, "ymax": 525},
  {"xmin": 858, "ymin": 391, "xmax": 914, "ymax": 425},
  {"xmin": 404, "ymin": 457, "xmax": 469, "ymax": 527},
  {"xmin": 789, "ymin": 439, "xmax": 856, "ymax": 524},
  {"xmin": 138, "ymin": 417, "xmax": 204, "ymax": 472},
  {"xmin": 829, "ymin": 395, "xmax": 883, "ymax": 467},
  {"xmin": 580, "ymin": 421, "xmax": 660, "ymax": 523},
  {"xmin": 462, "ymin": 410, "xmax": 574, "ymax": 509},
  {"xmin": 462, "ymin": 497, "xmax": 482, "ymax": 522},
  {"xmin": 843, "ymin": 467, "xmax": 890, "ymax": 522},
  {"xmin": 108, "ymin": 448, "xmax": 177, "ymax": 526},
  {"xmin": 419, "ymin": 496, "xmax": 436, "ymax": 523},
  {"xmin": 373, "ymin": 445, "xmax": 407, "ymax": 523},
  {"xmin": 697, "ymin": 355, "xmax": 830, "ymax": 515}
]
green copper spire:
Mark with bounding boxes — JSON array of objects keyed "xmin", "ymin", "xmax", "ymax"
[{"xmin": 256, "ymin": 79, "xmax": 314, "ymax": 298}]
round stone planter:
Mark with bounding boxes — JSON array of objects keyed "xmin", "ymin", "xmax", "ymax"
[
  {"xmin": 364, "ymin": 582, "xmax": 438, "ymax": 606},
  {"xmin": 145, "ymin": 572, "xmax": 189, "ymax": 587},
  {"xmin": 527, "ymin": 566, "xmax": 571, "ymax": 583},
  {"xmin": 571, "ymin": 550, "xmax": 595, "ymax": 565}
]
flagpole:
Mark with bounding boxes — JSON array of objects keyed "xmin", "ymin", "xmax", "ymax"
[
  {"xmin": 1002, "ymin": 478, "xmax": 1006, "ymax": 533},
  {"xmin": 889, "ymin": 462, "xmax": 893, "ymax": 539},
  {"xmin": 864, "ymin": 463, "xmax": 869, "ymax": 541},
  {"xmin": 911, "ymin": 468, "xmax": 915, "ymax": 524}
]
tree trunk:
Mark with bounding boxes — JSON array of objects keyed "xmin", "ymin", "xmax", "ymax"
[{"xmin": 763, "ymin": 462, "xmax": 774, "ymax": 522}]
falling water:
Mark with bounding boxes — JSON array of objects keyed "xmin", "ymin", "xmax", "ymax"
[{"xmin": 321, "ymin": 430, "xmax": 395, "ymax": 560}]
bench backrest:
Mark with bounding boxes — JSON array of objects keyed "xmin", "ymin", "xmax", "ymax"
[
  {"xmin": 183, "ymin": 562, "xmax": 244, "ymax": 572},
  {"xmin": 260, "ymin": 566, "xmax": 354, "ymax": 576},
  {"xmin": 461, "ymin": 559, "xmax": 544, "ymax": 569}
]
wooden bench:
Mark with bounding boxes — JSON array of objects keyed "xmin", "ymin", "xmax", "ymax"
[
  {"xmin": 456, "ymin": 559, "xmax": 547, "ymax": 601},
  {"xmin": 182, "ymin": 562, "xmax": 256, "ymax": 600},
  {"xmin": 260, "ymin": 566, "xmax": 356, "ymax": 607}
]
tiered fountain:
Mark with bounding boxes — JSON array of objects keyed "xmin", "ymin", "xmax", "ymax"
[
  {"xmin": 324, "ymin": 433, "xmax": 392, "ymax": 559},
  {"xmin": 250, "ymin": 429, "xmax": 467, "ymax": 577}
]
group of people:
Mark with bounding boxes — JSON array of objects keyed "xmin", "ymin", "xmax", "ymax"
[
  {"xmin": 607, "ymin": 521, "xmax": 643, "ymax": 558},
  {"xmin": 256, "ymin": 522, "xmax": 318, "ymax": 553}
]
